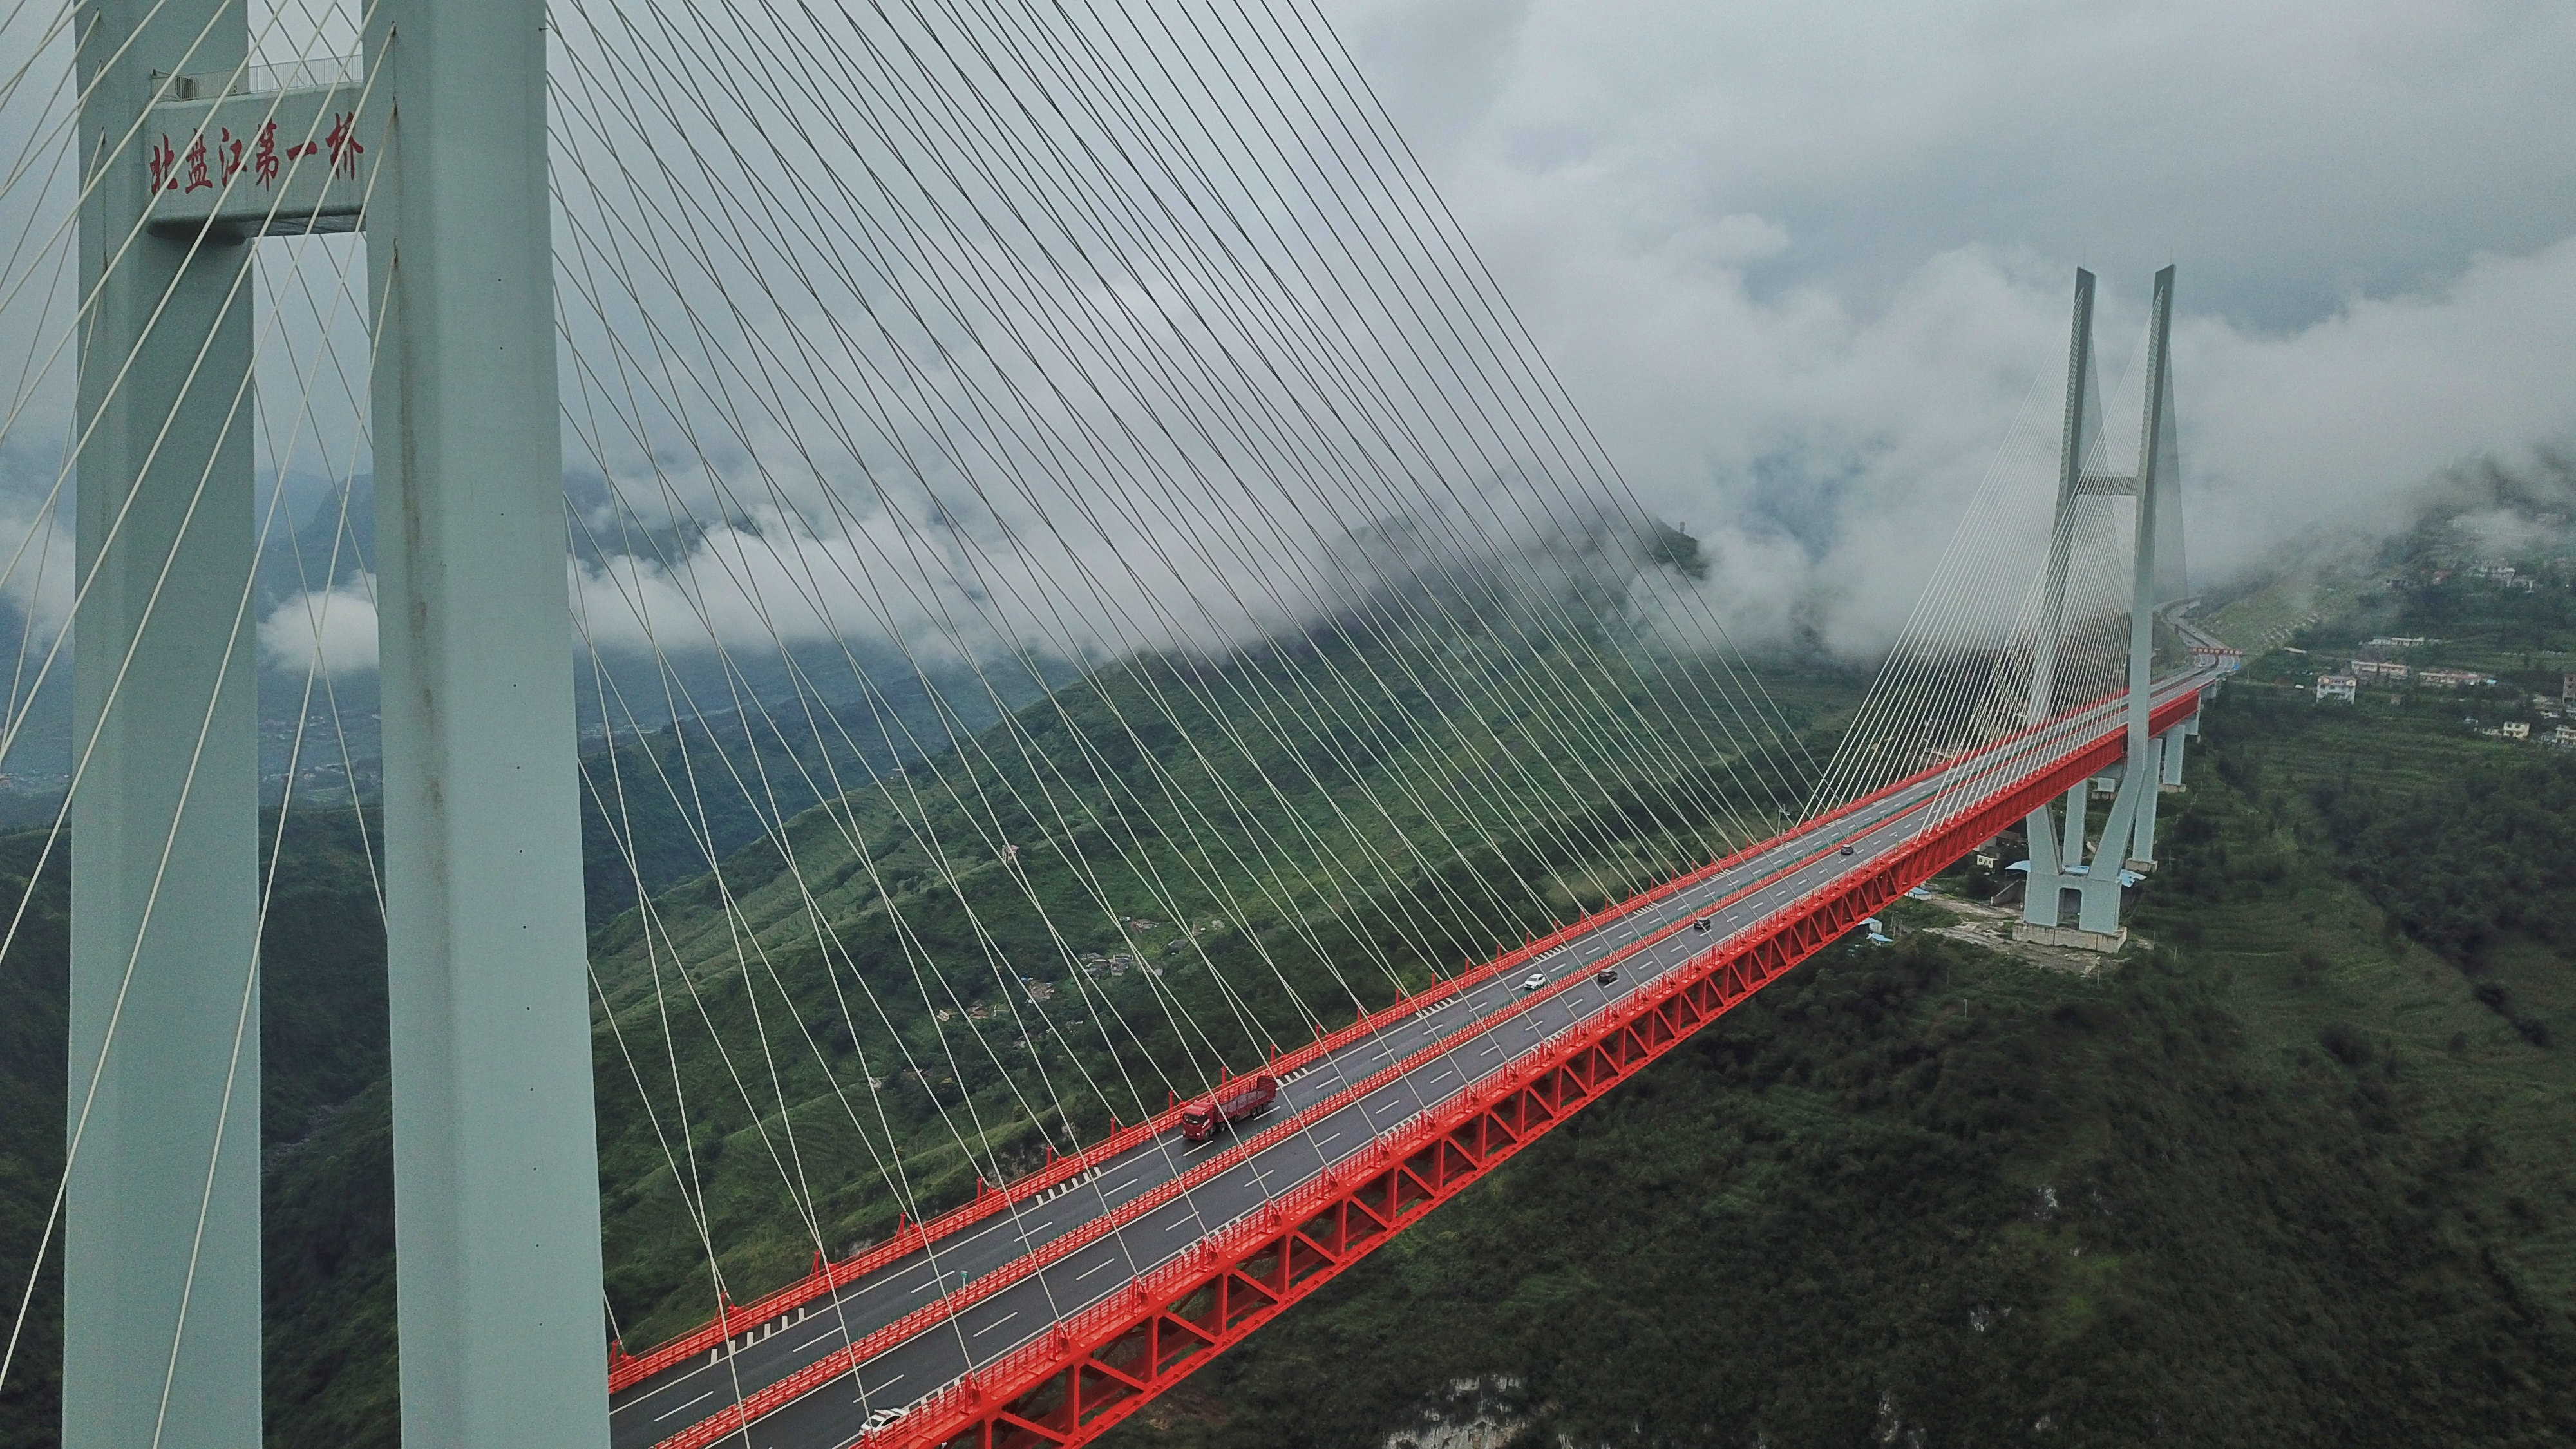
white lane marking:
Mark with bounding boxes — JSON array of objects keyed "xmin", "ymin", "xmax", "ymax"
[
  {"xmin": 673, "ymin": 790, "xmax": 2066, "ymax": 1394},
  {"xmin": 1075, "ymin": 1257, "xmax": 1122, "ymax": 1281},
  {"xmin": 654, "ymin": 1390, "xmax": 715, "ymax": 1422},
  {"xmin": 971, "ymin": 1311, "xmax": 1019, "ymax": 1338},
  {"xmin": 792, "ymin": 1323, "xmax": 845, "ymax": 1353},
  {"xmin": 1316, "ymin": 1132, "xmax": 1340, "ymax": 1146},
  {"xmin": 1162, "ymin": 1216, "xmax": 1196, "ymax": 1232},
  {"xmin": 828, "ymin": 1372, "xmax": 906, "ymax": 1438}
]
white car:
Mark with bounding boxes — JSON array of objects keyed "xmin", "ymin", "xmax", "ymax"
[
  {"xmin": 860, "ymin": 1405, "xmax": 910, "ymax": 1437},
  {"xmin": 1519, "ymin": 972, "xmax": 1547, "ymax": 992}
]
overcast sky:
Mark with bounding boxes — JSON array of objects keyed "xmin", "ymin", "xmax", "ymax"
[
  {"xmin": 1323, "ymin": 0, "xmax": 2576, "ymax": 593},
  {"xmin": 8, "ymin": 0, "xmax": 2575, "ymax": 685}
]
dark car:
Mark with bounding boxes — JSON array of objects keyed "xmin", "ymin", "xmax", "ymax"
[
  {"xmin": 1839, "ymin": 844, "xmax": 1855, "ymax": 856},
  {"xmin": 1595, "ymin": 967, "xmax": 1619, "ymax": 985},
  {"xmin": 1692, "ymin": 916, "xmax": 1709, "ymax": 932}
]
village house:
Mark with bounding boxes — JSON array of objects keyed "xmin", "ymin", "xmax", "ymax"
[
  {"xmin": 1080, "ymin": 952, "xmax": 1136, "ymax": 980},
  {"xmin": 2349, "ymin": 658, "xmax": 2409, "ymax": 683},
  {"xmin": 2316, "ymin": 674, "xmax": 2357, "ymax": 703}
]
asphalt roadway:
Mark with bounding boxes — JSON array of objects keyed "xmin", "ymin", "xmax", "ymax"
[{"xmin": 609, "ymin": 672, "xmax": 2212, "ymax": 1449}]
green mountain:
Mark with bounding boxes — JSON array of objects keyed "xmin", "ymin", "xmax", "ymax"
[
  {"xmin": 581, "ymin": 617, "xmax": 1840, "ymax": 1349},
  {"xmin": 4, "ymin": 489, "xmax": 2573, "ymax": 1446},
  {"xmin": 1101, "ymin": 683, "xmax": 2576, "ymax": 1447},
  {"xmin": 1088, "ymin": 476, "xmax": 2576, "ymax": 1446},
  {"xmin": 1, "ymin": 588, "xmax": 1843, "ymax": 1446}
]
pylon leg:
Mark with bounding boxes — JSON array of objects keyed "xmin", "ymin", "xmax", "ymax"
[
  {"xmin": 369, "ymin": 1, "xmax": 609, "ymax": 1441},
  {"xmin": 67, "ymin": 4, "xmax": 263, "ymax": 1446}
]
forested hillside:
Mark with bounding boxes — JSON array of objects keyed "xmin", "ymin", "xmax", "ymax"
[
  {"xmin": 1099, "ymin": 683, "xmax": 2576, "ymax": 1447},
  {"xmin": 0, "ymin": 612, "xmax": 1849, "ymax": 1447},
  {"xmin": 4, "ymin": 501, "xmax": 2573, "ymax": 1448},
  {"xmin": 1086, "ymin": 489, "xmax": 2576, "ymax": 1446}
]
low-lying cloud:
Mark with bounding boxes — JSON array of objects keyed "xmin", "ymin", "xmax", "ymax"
[
  {"xmin": 257, "ymin": 574, "xmax": 378, "ymax": 677},
  {"xmin": 12, "ymin": 1, "xmax": 2576, "ymax": 692},
  {"xmin": 1324, "ymin": 0, "xmax": 2576, "ymax": 652}
]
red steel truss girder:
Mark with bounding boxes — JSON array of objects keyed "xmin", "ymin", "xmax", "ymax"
[
  {"xmin": 611, "ymin": 681, "xmax": 2163, "ymax": 1394},
  {"xmin": 874, "ymin": 687, "xmax": 2208, "ymax": 1449},
  {"xmin": 643, "ymin": 682, "xmax": 2207, "ymax": 1449},
  {"xmin": 608, "ymin": 677, "xmax": 2085, "ymax": 1393},
  {"xmin": 609, "ymin": 738, "xmax": 1893, "ymax": 1392}
]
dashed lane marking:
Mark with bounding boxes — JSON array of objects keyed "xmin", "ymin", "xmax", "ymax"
[{"xmin": 654, "ymin": 1390, "xmax": 715, "ymax": 1423}]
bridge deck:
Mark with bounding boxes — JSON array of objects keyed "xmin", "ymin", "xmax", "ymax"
[{"xmin": 612, "ymin": 672, "xmax": 2215, "ymax": 1449}]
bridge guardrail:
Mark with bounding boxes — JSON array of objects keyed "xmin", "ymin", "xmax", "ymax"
[
  {"xmin": 608, "ymin": 722, "xmax": 1960, "ymax": 1392},
  {"xmin": 850, "ymin": 678, "xmax": 2211, "ymax": 1449},
  {"xmin": 629, "ymin": 677, "xmax": 2214, "ymax": 1441}
]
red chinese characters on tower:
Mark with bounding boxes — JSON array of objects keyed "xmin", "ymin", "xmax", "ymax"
[
  {"xmin": 325, "ymin": 111, "xmax": 363, "ymax": 180},
  {"xmin": 139, "ymin": 111, "xmax": 363, "ymax": 198}
]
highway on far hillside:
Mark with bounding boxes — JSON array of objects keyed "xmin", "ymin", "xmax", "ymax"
[{"xmin": 611, "ymin": 670, "xmax": 2216, "ymax": 1449}]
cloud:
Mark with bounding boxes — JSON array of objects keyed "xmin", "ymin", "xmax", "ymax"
[
  {"xmin": 547, "ymin": 0, "xmax": 2576, "ymax": 670},
  {"xmin": 10, "ymin": 0, "xmax": 2575, "ymax": 690},
  {"xmin": 1307, "ymin": 0, "xmax": 2576, "ymax": 651},
  {"xmin": 2183, "ymin": 239, "xmax": 2576, "ymax": 565},
  {"xmin": 1332, "ymin": 0, "xmax": 2576, "ymax": 328},
  {"xmin": 257, "ymin": 575, "xmax": 377, "ymax": 677},
  {"xmin": 0, "ymin": 461, "xmax": 73, "ymax": 641}
]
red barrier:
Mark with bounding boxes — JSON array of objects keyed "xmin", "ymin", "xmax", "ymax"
[
  {"xmin": 611, "ymin": 734, "xmax": 1888, "ymax": 1395},
  {"xmin": 640, "ymin": 683, "xmax": 2211, "ymax": 1446},
  {"xmin": 607, "ymin": 696, "xmax": 1900, "ymax": 1393},
  {"xmin": 861, "ymin": 683, "xmax": 2203, "ymax": 1449}
]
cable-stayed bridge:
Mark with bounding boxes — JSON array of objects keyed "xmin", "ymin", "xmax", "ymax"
[
  {"xmin": 0, "ymin": 3, "xmax": 2208, "ymax": 1448},
  {"xmin": 602, "ymin": 674, "xmax": 2211, "ymax": 1449}
]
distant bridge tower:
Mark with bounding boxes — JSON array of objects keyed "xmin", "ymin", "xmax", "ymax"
[
  {"xmin": 2016, "ymin": 267, "xmax": 2195, "ymax": 950},
  {"xmin": 70, "ymin": 3, "xmax": 605, "ymax": 1446}
]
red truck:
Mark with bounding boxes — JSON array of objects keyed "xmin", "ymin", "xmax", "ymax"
[{"xmin": 1179, "ymin": 1074, "xmax": 1279, "ymax": 1141}]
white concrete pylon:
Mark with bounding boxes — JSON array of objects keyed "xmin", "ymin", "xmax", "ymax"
[
  {"xmin": 2020, "ymin": 267, "xmax": 2186, "ymax": 944},
  {"xmin": 69, "ymin": 2, "xmax": 606, "ymax": 1443},
  {"xmin": 67, "ymin": 3, "xmax": 262, "ymax": 1444},
  {"xmin": 365, "ymin": 1, "xmax": 611, "ymax": 1443}
]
